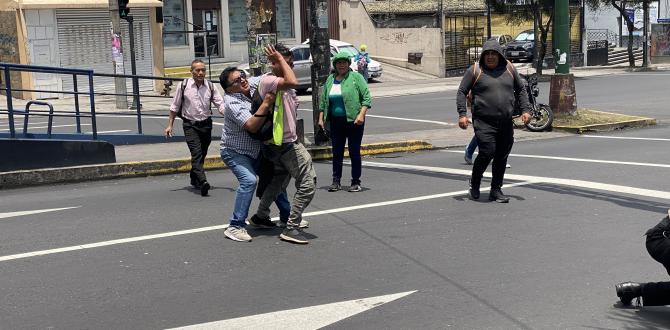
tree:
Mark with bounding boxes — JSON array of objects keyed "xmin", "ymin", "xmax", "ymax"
[
  {"xmin": 493, "ymin": 0, "xmax": 554, "ymax": 75},
  {"xmin": 585, "ymin": 0, "xmax": 641, "ymax": 67}
]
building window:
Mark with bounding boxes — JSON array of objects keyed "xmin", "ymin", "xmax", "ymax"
[
  {"xmin": 275, "ymin": 0, "xmax": 294, "ymax": 39},
  {"xmin": 163, "ymin": 0, "xmax": 188, "ymax": 46},
  {"xmin": 229, "ymin": 0, "xmax": 249, "ymax": 42}
]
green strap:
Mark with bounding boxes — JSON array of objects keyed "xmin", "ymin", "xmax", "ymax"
[{"xmin": 270, "ymin": 93, "xmax": 284, "ymax": 145}]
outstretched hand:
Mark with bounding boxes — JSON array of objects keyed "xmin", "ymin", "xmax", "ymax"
[{"xmin": 264, "ymin": 45, "xmax": 283, "ymax": 64}]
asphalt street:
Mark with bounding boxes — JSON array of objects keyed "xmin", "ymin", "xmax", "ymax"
[
  {"xmin": 2, "ymin": 123, "xmax": 670, "ymax": 328},
  {"xmin": 2, "ymin": 71, "xmax": 669, "ymax": 139}
]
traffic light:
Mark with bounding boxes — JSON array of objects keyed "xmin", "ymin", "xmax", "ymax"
[{"xmin": 117, "ymin": 0, "xmax": 130, "ymax": 19}]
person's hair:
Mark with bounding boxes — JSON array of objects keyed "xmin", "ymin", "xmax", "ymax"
[
  {"xmin": 219, "ymin": 66, "xmax": 238, "ymax": 90},
  {"xmin": 274, "ymin": 43, "xmax": 292, "ymax": 59},
  {"xmin": 191, "ymin": 59, "xmax": 206, "ymax": 70}
]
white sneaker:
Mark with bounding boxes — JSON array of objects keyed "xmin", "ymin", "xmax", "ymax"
[
  {"xmin": 224, "ymin": 226, "xmax": 252, "ymax": 242},
  {"xmin": 279, "ymin": 219, "xmax": 310, "ymax": 228},
  {"xmin": 506, "ymin": 163, "xmax": 511, "ymax": 168}
]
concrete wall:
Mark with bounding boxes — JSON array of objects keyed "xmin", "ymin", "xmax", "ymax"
[
  {"xmin": 0, "ymin": 10, "xmax": 32, "ymax": 99},
  {"xmin": 339, "ymin": 0, "xmax": 443, "ymax": 77},
  {"xmin": 24, "ymin": 9, "xmax": 60, "ymax": 98}
]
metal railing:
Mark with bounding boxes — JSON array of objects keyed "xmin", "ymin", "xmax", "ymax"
[{"xmin": 0, "ymin": 63, "xmax": 224, "ymax": 140}]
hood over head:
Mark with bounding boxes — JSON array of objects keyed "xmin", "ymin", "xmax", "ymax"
[{"xmin": 479, "ymin": 38, "xmax": 507, "ymax": 67}]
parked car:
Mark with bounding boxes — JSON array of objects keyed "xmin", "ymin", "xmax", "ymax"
[
  {"xmin": 467, "ymin": 35, "xmax": 513, "ymax": 61},
  {"xmin": 240, "ymin": 40, "xmax": 382, "ymax": 93},
  {"xmin": 505, "ymin": 30, "xmax": 535, "ymax": 62},
  {"xmin": 303, "ymin": 39, "xmax": 383, "ymax": 82}
]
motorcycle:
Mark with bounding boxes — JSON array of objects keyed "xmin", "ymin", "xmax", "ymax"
[{"xmin": 514, "ymin": 73, "xmax": 553, "ymax": 132}]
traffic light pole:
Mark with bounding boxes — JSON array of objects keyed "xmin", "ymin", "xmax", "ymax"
[
  {"xmin": 108, "ymin": 0, "xmax": 128, "ymax": 109},
  {"xmin": 124, "ymin": 15, "xmax": 143, "ymax": 133},
  {"xmin": 548, "ymin": 0, "xmax": 577, "ymax": 114}
]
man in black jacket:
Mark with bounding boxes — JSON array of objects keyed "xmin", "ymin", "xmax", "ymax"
[
  {"xmin": 616, "ymin": 209, "xmax": 670, "ymax": 307},
  {"xmin": 456, "ymin": 39, "xmax": 531, "ymax": 203}
]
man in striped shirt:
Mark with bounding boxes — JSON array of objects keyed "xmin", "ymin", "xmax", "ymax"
[{"xmin": 165, "ymin": 59, "xmax": 224, "ymax": 196}]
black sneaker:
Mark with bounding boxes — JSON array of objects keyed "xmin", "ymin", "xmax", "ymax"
[
  {"xmin": 616, "ymin": 282, "xmax": 642, "ymax": 306},
  {"xmin": 489, "ymin": 188, "xmax": 510, "ymax": 203},
  {"xmin": 200, "ymin": 181, "xmax": 210, "ymax": 196},
  {"xmin": 248, "ymin": 214, "xmax": 277, "ymax": 229},
  {"xmin": 328, "ymin": 182, "xmax": 341, "ymax": 192},
  {"xmin": 468, "ymin": 180, "xmax": 480, "ymax": 200},
  {"xmin": 280, "ymin": 228, "xmax": 309, "ymax": 244},
  {"xmin": 348, "ymin": 184, "xmax": 362, "ymax": 192}
]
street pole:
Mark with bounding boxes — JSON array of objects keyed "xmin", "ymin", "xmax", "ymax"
[
  {"xmin": 108, "ymin": 0, "xmax": 128, "ymax": 109},
  {"xmin": 643, "ymin": 0, "xmax": 650, "ymax": 67},
  {"xmin": 309, "ymin": 0, "xmax": 331, "ymax": 145},
  {"xmin": 549, "ymin": 0, "xmax": 577, "ymax": 114},
  {"xmin": 486, "ymin": 0, "xmax": 492, "ymax": 39},
  {"xmin": 123, "ymin": 15, "xmax": 143, "ymax": 134}
]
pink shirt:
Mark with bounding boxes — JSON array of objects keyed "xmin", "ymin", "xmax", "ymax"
[
  {"xmin": 259, "ymin": 75, "xmax": 299, "ymax": 143},
  {"xmin": 169, "ymin": 78, "xmax": 225, "ymax": 121}
]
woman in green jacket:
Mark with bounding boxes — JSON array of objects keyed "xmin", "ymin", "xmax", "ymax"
[{"xmin": 318, "ymin": 51, "xmax": 372, "ymax": 192}]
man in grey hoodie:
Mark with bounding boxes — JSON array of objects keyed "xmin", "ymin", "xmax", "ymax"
[{"xmin": 456, "ymin": 39, "xmax": 531, "ymax": 203}]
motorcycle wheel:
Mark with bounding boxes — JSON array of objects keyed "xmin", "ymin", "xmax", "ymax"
[{"xmin": 525, "ymin": 104, "xmax": 553, "ymax": 132}]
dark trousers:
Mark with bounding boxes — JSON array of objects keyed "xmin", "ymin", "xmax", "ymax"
[
  {"xmin": 471, "ymin": 118, "xmax": 514, "ymax": 189},
  {"xmin": 641, "ymin": 232, "xmax": 670, "ymax": 306},
  {"xmin": 330, "ymin": 116, "xmax": 364, "ymax": 185},
  {"xmin": 183, "ymin": 118, "xmax": 212, "ymax": 185}
]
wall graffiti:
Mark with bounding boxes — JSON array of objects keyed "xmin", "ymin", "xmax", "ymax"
[
  {"xmin": 380, "ymin": 31, "xmax": 410, "ymax": 44},
  {"xmin": 0, "ymin": 33, "xmax": 17, "ymax": 56}
]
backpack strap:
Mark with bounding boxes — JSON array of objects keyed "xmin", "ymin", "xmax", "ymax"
[
  {"xmin": 177, "ymin": 78, "xmax": 188, "ymax": 118},
  {"xmin": 208, "ymin": 80, "xmax": 214, "ymax": 115},
  {"xmin": 472, "ymin": 62, "xmax": 482, "ymax": 87},
  {"xmin": 505, "ymin": 60, "xmax": 515, "ymax": 78}
]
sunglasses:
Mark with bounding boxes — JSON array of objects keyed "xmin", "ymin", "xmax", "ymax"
[{"xmin": 230, "ymin": 71, "xmax": 247, "ymax": 86}]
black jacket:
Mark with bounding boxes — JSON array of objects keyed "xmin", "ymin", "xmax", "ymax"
[{"xmin": 456, "ymin": 39, "xmax": 530, "ymax": 122}]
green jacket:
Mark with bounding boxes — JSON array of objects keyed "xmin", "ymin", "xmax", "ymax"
[{"xmin": 318, "ymin": 70, "xmax": 372, "ymax": 123}]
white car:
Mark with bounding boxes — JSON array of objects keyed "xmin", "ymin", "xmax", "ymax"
[{"xmin": 303, "ymin": 39, "xmax": 383, "ymax": 82}]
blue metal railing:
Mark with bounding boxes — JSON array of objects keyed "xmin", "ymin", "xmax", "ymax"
[{"xmin": 1, "ymin": 63, "xmax": 97, "ymax": 139}]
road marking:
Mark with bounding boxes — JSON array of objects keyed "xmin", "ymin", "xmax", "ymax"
[
  {"xmin": 0, "ymin": 206, "xmax": 81, "ymax": 220},
  {"xmin": 581, "ymin": 135, "xmax": 670, "ymax": 142},
  {"xmin": 0, "ymin": 183, "xmax": 531, "ymax": 263},
  {"xmin": 85, "ymin": 130, "xmax": 131, "ymax": 134},
  {"xmin": 362, "ymin": 160, "xmax": 670, "ymax": 200},
  {"xmin": 443, "ymin": 150, "xmax": 670, "ymax": 169},
  {"xmin": 166, "ymin": 290, "xmax": 416, "ymax": 330},
  {"xmin": 297, "ymin": 108, "xmax": 453, "ymax": 126}
]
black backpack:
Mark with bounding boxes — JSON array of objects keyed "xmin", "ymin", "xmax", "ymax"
[{"xmin": 249, "ymin": 86, "xmax": 275, "ymax": 141}]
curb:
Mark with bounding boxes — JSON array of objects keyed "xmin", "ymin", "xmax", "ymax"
[
  {"xmin": 0, "ymin": 140, "xmax": 433, "ymax": 189},
  {"xmin": 553, "ymin": 113, "xmax": 656, "ymax": 134}
]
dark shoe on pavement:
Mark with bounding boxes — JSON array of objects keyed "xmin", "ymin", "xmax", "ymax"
[
  {"xmin": 200, "ymin": 181, "xmax": 210, "ymax": 196},
  {"xmin": 489, "ymin": 188, "xmax": 510, "ymax": 203},
  {"xmin": 328, "ymin": 182, "xmax": 341, "ymax": 192},
  {"xmin": 280, "ymin": 228, "xmax": 309, "ymax": 244},
  {"xmin": 616, "ymin": 282, "xmax": 642, "ymax": 306},
  {"xmin": 248, "ymin": 214, "xmax": 277, "ymax": 228},
  {"xmin": 468, "ymin": 180, "xmax": 480, "ymax": 200}
]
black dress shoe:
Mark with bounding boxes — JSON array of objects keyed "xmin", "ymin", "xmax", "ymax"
[
  {"xmin": 616, "ymin": 282, "xmax": 642, "ymax": 306},
  {"xmin": 200, "ymin": 181, "xmax": 210, "ymax": 196},
  {"xmin": 468, "ymin": 180, "xmax": 480, "ymax": 200},
  {"xmin": 489, "ymin": 188, "xmax": 510, "ymax": 203}
]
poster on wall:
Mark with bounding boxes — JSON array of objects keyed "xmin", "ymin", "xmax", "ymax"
[
  {"xmin": 621, "ymin": 2, "xmax": 659, "ymax": 36},
  {"xmin": 651, "ymin": 24, "xmax": 670, "ymax": 56},
  {"xmin": 247, "ymin": 33, "xmax": 277, "ymax": 73}
]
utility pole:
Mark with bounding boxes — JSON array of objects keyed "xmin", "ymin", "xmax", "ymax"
[
  {"xmin": 643, "ymin": 0, "xmax": 650, "ymax": 67},
  {"xmin": 486, "ymin": 0, "xmax": 492, "ymax": 39},
  {"xmin": 549, "ymin": 0, "xmax": 577, "ymax": 114},
  {"xmin": 108, "ymin": 0, "xmax": 127, "ymax": 109},
  {"xmin": 309, "ymin": 0, "xmax": 330, "ymax": 145}
]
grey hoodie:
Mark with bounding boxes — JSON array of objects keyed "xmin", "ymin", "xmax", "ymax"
[{"xmin": 456, "ymin": 39, "xmax": 530, "ymax": 122}]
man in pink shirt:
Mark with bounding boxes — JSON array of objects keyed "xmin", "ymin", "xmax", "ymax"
[
  {"xmin": 165, "ymin": 59, "xmax": 225, "ymax": 196},
  {"xmin": 250, "ymin": 44, "xmax": 317, "ymax": 244}
]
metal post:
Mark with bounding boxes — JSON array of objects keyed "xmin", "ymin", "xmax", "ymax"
[
  {"xmin": 73, "ymin": 73, "xmax": 81, "ymax": 133},
  {"xmin": 309, "ymin": 0, "xmax": 331, "ymax": 145},
  {"xmin": 125, "ymin": 15, "xmax": 143, "ymax": 134},
  {"xmin": 486, "ymin": 0, "xmax": 492, "ymax": 39},
  {"xmin": 643, "ymin": 0, "xmax": 650, "ymax": 67},
  {"xmin": 4, "ymin": 67, "xmax": 15, "ymax": 138},
  {"xmin": 554, "ymin": 0, "xmax": 571, "ymax": 73},
  {"xmin": 108, "ymin": 0, "xmax": 128, "ymax": 109},
  {"xmin": 88, "ymin": 72, "xmax": 98, "ymax": 140},
  {"xmin": 207, "ymin": 29, "xmax": 212, "ymax": 81}
]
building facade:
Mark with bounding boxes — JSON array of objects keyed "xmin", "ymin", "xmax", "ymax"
[{"xmin": 163, "ymin": 0, "xmax": 303, "ymax": 67}]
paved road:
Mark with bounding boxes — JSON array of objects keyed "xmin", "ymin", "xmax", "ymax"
[
  {"xmin": 2, "ymin": 71, "xmax": 669, "ymax": 140},
  {"xmin": 2, "ymin": 123, "xmax": 670, "ymax": 328}
]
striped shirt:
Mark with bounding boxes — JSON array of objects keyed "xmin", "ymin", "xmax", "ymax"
[
  {"xmin": 169, "ymin": 78, "xmax": 225, "ymax": 121},
  {"xmin": 220, "ymin": 77, "xmax": 262, "ymax": 158}
]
